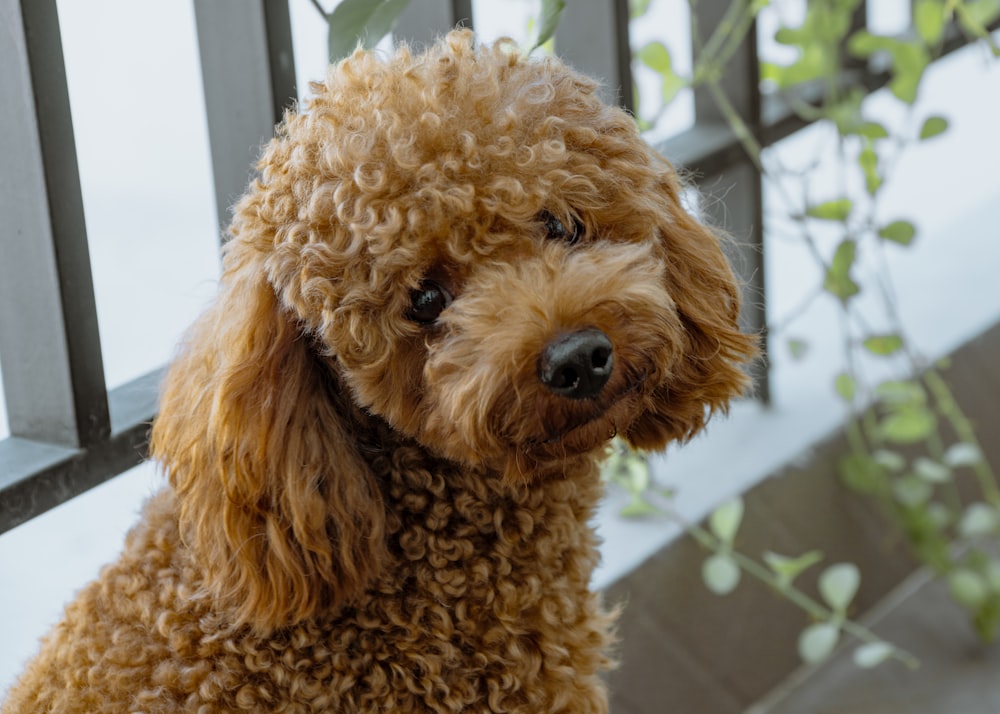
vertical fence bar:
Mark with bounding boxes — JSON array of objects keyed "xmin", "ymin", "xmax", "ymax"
[
  {"xmin": 395, "ymin": 0, "xmax": 472, "ymax": 46},
  {"xmin": 263, "ymin": 0, "xmax": 299, "ymax": 122},
  {"xmin": 452, "ymin": 0, "xmax": 473, "ymax": 28},
  {"xmin": 0, "ymin": 0, "xmax": 110, "ymax": 448},
  {"xmin": 690, "ymin": 0, "xmax": 769, "ymax": 402},
  {"xmin": 193, "ymin": 0, "xmax": 297, "ymax": 235},
  {"xmin": 554, "ymin": 0, "xmax": 634, "ymax": 112}
]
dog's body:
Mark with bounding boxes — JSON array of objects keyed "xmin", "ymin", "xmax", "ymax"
[
  {"xmin": 7, "ymin": 459, "xmax": 611, "ymax": 712},
  {"xmin": 4, "ymin": 32, "xmax": 754, "ymax": 713}
]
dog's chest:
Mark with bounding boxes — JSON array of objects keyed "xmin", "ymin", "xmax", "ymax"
[
  {"xmin": 281, "ymin": 456, "xmax": 611, "ymax": 711},
  {"xmin": 137, "ymin": 463, "xmax": 610, "ymax": 712}
]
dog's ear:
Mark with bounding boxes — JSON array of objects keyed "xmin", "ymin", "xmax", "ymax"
[
  {"xmin": 625, "ymin": 169, "xmax": 759, "ymax": 449},
  {"xmin": 150, "ymin": 247, "xmax": 386, "ymax": 633}
]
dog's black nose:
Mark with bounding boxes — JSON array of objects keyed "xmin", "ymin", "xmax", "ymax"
[{"xmin": 538, "ymin": 329, "xmax": 614, "ymax": 400}]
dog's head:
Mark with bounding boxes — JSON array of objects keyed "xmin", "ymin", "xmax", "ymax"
[{"xmin": 152, "ymin": 30, "xmax": 756, "ymax": 631}]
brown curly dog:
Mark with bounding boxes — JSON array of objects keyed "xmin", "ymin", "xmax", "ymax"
[{"xmin": 4, "ymin": 30, "xmax": 755, "ymax": 713}]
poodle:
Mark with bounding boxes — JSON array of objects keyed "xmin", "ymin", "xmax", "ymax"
[{"xmin": 4, "ymin": 30, "xmax": 755, "ymax": 713}]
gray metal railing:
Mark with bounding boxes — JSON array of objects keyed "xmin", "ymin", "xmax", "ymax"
[
  {"xmin": 0, "ymin": 0, "xmax": 993, "ymax": 533},
  {"xmin": 0, "ymin": 0, "xmax": 297, "ymax": 532}
]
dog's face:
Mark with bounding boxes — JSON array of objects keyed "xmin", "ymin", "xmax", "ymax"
[
  {"xmin": 153, "ymin": 31, "xmax": 755, "ymax": 630},
  {"xmin": 239, "ymin": 31, "xmax": 752, "ymax": 479}
]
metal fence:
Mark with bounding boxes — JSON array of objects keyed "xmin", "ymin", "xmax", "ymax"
[{"xmin": 0, "ymin": 0, "xmax": 991, "ymax": 534}]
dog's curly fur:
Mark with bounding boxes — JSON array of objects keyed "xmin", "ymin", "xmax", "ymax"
[{"xmin": 4, "ymin": 31, "xmax": 755, "ymax": 713}]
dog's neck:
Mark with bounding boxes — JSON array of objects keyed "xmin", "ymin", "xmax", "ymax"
[
  {"xmin": 321, "ymin": 357, "xmax": 592, "ymax": 491},
  {"xmin": 348, "ymin": 393, "xmax": 603, "ymax": 510},
  {"xmin": 320, "ymin": 354, "xmax": 606, "ymax": 565}
]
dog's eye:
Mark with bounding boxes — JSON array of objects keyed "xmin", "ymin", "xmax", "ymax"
[
  {"xmin": 408, "ymin": 281, "xmax": 453, "ymax": 324},
  {"xmin": 539, "ymin": 210, "xmax": 583, "ymax": 245}
]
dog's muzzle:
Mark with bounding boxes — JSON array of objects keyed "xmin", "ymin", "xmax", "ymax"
[{"xmin": 537, "ymin": 329, "xmax": 614, "ymax": 400}]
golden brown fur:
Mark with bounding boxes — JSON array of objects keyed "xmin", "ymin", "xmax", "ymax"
[{"xmin": 4, "ymin": 31, "xmax": 755, "ymax": 712}]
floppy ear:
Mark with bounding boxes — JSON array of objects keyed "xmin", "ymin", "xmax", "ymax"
[
  {"xmin": 625, "ymin": 170, "xmax": 759, "ymax": 449},
  {"xmin": 150, "ymin": 245, "xmax": 387, "ymax": 633}
]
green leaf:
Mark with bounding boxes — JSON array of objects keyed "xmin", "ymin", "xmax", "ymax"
[
  {"xmin": 806, "ymin": 198, "xmax": 853, "ymax": 222},
  {"xmin": 659, "ymin": 72, "xmax": 686, "ymax": 107},
  {"xmin": 620, "ymin": 497, "xmax": 661, "ymax": 518},
  {"xmin": 888, "ymin": 43, "xmax": 930, "ymax": 104},
  {"xmin": 819, "ymin": 563, "xmax": 861, "ymax": 613},
  {"xmin": 602, "ymin": 440, "xmax": 652, "ymax": 498},
  {"xmin": 769, "ymin": 0, "xmax": 860, "ymax": 90},
  {"xmin": 531, "ymin": 0, "xmax": 566, "ymax": 51},
  {"xmin": 875, "ymin": 380, "xmax": 926, "ymax": 406},
  {"xmin": 637, "ymin": 41, "xmax": 685, "ymax": 106},
  {"xmin": 893, "ymin": 476, "xmax": 933, "ymax": 507},
  {"xmin": 948, "ymin": 568, "xmax": 989, "ymax": 609},
  {"xmin": 709, "ymin": 497, "xmax": 744, "ymax": 545},
  {"xmin": 774, "ymin": 27, "xmax": 799, "ymax": 46},
  {"xmin": 847, "ymin": 29, "xmax": 893, "ymax": 57},
  {"xmin": 873, "ymin": 449, "xmax": 906, "ymax": 472},
  {"xmin": 763, "ymin": 550, "xmax": 825, "ymax": 588},
  {"xmin": 862, "ymin": 334, "xmax": 904, "ymax": 356},
  {"xmin": 622, "ymin": 452, "xmax": 651, "ymax": 493},
  {"xmin": 914, "ymin": 0, "xmax": 947, "ymax": 45},
  {"xmin": 637, "ymin": 41, "xmax": 671, "ymax": 72},
  {"xmin": 848, "ymin": 31, "xmax": 929, "ymax": 104},
  {"xmin": 768, "ymin": 44, "xmax": 835, "ymax": 89},
  {"xmin": 823, "ymin": 240, "xmax": 860, "ymax": 301},
  {"xmin": 327, "ymin": 0, "xmax": 411, "ymax": 63},
  {"xmin": 853, "ymin": 641, "xmax": 896, "ymax": 669},
  {"xmin": 834, "ymin": 372, "xmax": 857, "ymax": 402},
  {"xmin": 880, "ymin": 406, "xmax": 937, "ymax": 444},
  {"xmin": 878, "ymin": 220, "xmax": 916, "ymax": 246},
  {"xmin": 960, "ymin": 0, "xmax": 1000, "ymax": 28},
  {"xmin": 760, "ymin": 61, "xmax": 783, "ymax": 87},
  {"xmin": 630, "ymin": 0, "xmax": 653, "ymax": 19},
  {"xmin": 913, "ymin": 457, "xmax": 951, "ymax": 483},
  {"xmin": 986, "ymin": 559, "xmax": 1000, "ymax": 592},
  {"xmin": 858, "ymin": 143, "xmax": 882, "ymax": 195},
  {"xmin": 919, "ymin": 115, "xmax": 949, "ymax": 140},
  {"xmin": 905, "ymin": 507, "xmax": 953, "ymax": 571},
  {"xmin": 927, "ymin": 502, "xmax": 953, "ymax": 529},
  {"xmin": 788, "ymin": 338, "xmax": 809, "ymax": 360},
  {"xmin": 945, "ymin": 442, "xmax": 983, "ymax": 467},
  {"xmin": 839, "ymin": 453, "xmax": 886, "ymax": 494},
  {"xmin": 798, "ymin": 622, "xmax": 840, "ymax": 664},
  {"xmin": 958, "ymin": 503, "xmax": 1000, "ymax": 538},
  {"xmin": 856, "ymin": 121, "xmax": 890, "ymax": 140},
  {"xmin": 702, "ymin": 553, "xmax": 741, "ymax": 595}
]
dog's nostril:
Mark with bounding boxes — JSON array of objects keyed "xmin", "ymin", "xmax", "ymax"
[
  {"xmin": 538, "ymin": 329, "xmax": 614, "ymax": 400},
  {"xmin": 553, "ymin": 366, "xmax": 582, "ymax": 392},
  {"xmin": 591, "ymin": 347, "xmax": 611, "ymax": 371}
]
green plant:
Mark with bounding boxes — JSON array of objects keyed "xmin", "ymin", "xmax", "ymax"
[
  {"xmin": 620, "ymin": 0, "xmax": 1000, "ymax": 658},
  {"xmin": 603, "ymin": 444, "xmax": 918, "ymax": 668}
]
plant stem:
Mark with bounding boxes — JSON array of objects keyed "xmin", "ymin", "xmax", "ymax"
[
  {"xmin": 924, "ymin": 369, "xmax": 1000, "ymax": 507},
  {"xmin": 703, "ymin": 78, "xmax": 764, "ymax": 171},
  {"xmin": 668, "ymin": 507, "xmax": 921, "ymax": 669},
  {"xmin": 695, "ymin": 0, "xmax": 760, "ymax": 81},
  {"xmin": 309, "ymin": 0, "xmax": 328, "ymax": 20}
]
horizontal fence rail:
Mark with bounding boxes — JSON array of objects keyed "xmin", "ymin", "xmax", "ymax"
[{"xmin": 1, "ymin": 0, "xmax": 996, "ymax": 534}]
